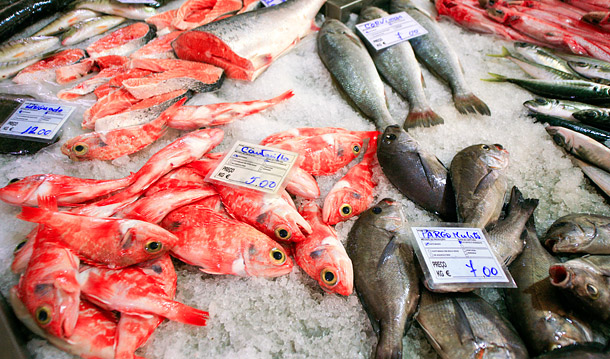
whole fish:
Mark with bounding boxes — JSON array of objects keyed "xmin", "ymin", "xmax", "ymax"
[
  {"xmin": 568, "ymin": 61, "xmax": 610, "ymax": 84},
  {"xmin": 391, "ymin": 0, "xmax": 491, "ymax": 116},
  {"xmin": 60, "ymin": 15, "xmax": 126, "ymax": 46},
  {"xmin": 143, "ymin": 166, "xmax": 206, "ymax": 196},
  {"xmin": 322, "ymin": 135, "xmax": 377, "ymax": 225},
  {"xmin": 546, "ymin": 126, "xmax": 610, "ymax": 172},
  {"xmin": 487, "ymin": 186, "xmax": 538, "ymax": 265},
  {"xmin": 513, "ymin": 42, "xmax": 581, "ymax": 76},
  {"xmin": 416, "ymin": 290, "xmax": 529, "ymax": 359},
  {"xmin": 549, "ymin": 255, "xmax": 610, "ymax": 320},
  {"xmin": 544, "ymin": 213, "xmax": 610, "ymax": 254},
  {"xmin": 450, "ymin": 143, "xmax": 509, "ymax": 228},
  {"xmin": 505, "ymin": 219, "xmax": 598, "ymax": 355},
  {"xmin": 11, "ymin": 229, "xmax": 36, "ymax": 274},
  {"xmin": 358, "ymin": 6, "xmax": 443, "ymax": 129},
  {"xmin": 75, "ymin": 0, "xmax": 157, "ymax": 20},
  {"xmin": 296, "ymin": 200, "xmax": 353, "ymax": 295},
  {"xmin": 523, "ymin": 98, "xmax": 604, "ymax": 120},
  {"xmin": 533, "ymin": 113, "xmax": 610, "ymax": 146},
  {"xmin": 33, "ymin": 9, "xmax": 100, "ymax": 36},
  {"xmin": 317, "ymin": 19, "xmax": 395, "ymax": 130},
  {"xmin": 377, "ymin": 125, "xmax": 457, "ymax": 221},
  {"xmin": 346, "ymin": 199, "xmax": 420, "ymax": 359},
  {"xmin": 16, "ymin": 228, "xmax": 80, "ymax": 339},
  {"xmin": 260, "ymin": 127, "xmax": 350, "ymax": 145},
  {"xmin": 572, "ymin": 157, "xmax": 610, "ymax": 197},
  {"xmin": 161, "ymin": 204, "xmax": 294, "ymax": 277},
  {"xmin": 172, "ymin": 0, "xmax": 326, "ymax": 81},
  {"xmin": 0, "ymin": 36, "xmax": 59, "ymax": 63},
  {"xmin": 490, "ymin": 46, "xmax": 581, "ymax": 80},
  {"xmin": 0, "ymin": 57, "xmax": 43, "ymax": 80},
  {"xmin": 572, "ymin": 108, "xmax": 610, "ymax": 131}
]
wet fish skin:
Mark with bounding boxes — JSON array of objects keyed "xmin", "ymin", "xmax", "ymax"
[
  {"xmin": 33, "ymin": 9, "xmax": 100, "ymax": 36},
  {"xmin": 74, "ymin": 0, "xmax": 156, "ymax": 20},
  {"xmin": 505, "ymin": 219, "xmax": 598, "ymax": 355},
  {"xmin": 568, "ymin": 60, "xmax": 610, "ymax": 83},
  {"xmin": 572, "ymin": 108, "xmax": 610, "ymax": 131},
  {"xmin": 377, "ymin": 125, "xmax": 456, "ymax": 221},
  {"xmin": 523, "ymin": 98, "xmax": 603, "ymax": 121},
  {"xmin": 546, "ymin": 125, "xmax": 610, "ymax": 172},
  {"xmin": 450, "ymin": 143, "xmax": 509, "ymax": 228},
  {"xmin": 391, "ymin": 0, "xmax": 490, "ymax": 116},
  {"xmin": 0, "ymin": 36, "xmax": 59, "ymax": 63},
  {"xmin": 358, "ymin": 6, "xmax": 443, "ymax": 129},
  {"xmin": 572, "ymin": 157, "xmax": 610, "ymax": 198},
  {"xmin": 61, "ymin": 15, "xmax": 126, "ymax": 46},
  {"xmin": 513, "ymin": 42, "xmax": 578, "ymax": 75},
  {"xmin": 490, "ymin": 46, "xmax": 582, "ymax": 81},
  {"xmin": 544, "ymin": 213, "xmax": 610, "ymax": 254},
  {"xmin": 549, "ymin": 255, "xmax": 610, "ymax": 320},
  {"xmin": 317, "ymin": 19, "xmax": 395, "ymax": 130},
  {"xmin": 533, "ymin": 343, "xmax": 610, "ymax": 359},
  {"xmin": 346, "ymin": 198, "xmax": 420, "ymax": 359},
  {"xmin": 416, "ymin": 290, "xmax": 528, "ymax": 359},
  {"xmin": 532, "ymin": 113, "xmax": 610, "ymax": 146}
]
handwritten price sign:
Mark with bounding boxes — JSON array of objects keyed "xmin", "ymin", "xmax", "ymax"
[
  {"xmin": 0, "ymin": 101, "xmax": 75, "ymax": 142},
  {"xmin": 355, "ymin": 11, "xmax": 428, "ymax": 51}
]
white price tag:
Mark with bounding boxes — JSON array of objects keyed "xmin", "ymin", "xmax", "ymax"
[
  {"xmin": 208, "ymin": 141, "xmax": 299, "ymax": 194},
  {"xmin": 355, "ymin": 11, "xmax": 428, "ymax": 51},
  {"xmin": 261, "ymin": 0, "xmax": 286, "ymax": 6},
  {"xmin": 410, "ymin": 225, "xmax": 515, "ymax": 290},
  {"xmin": 0, "ymin": 101, "xmax": 75, "ymax": 142}
]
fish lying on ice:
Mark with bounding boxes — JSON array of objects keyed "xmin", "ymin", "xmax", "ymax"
[{"xmin": 544, "ymin": 213, "xmax": 610, "ymax": 254}]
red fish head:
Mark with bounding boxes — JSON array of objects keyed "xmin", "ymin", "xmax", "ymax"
[
  {"xmin": 258, "ymin": 196, "xmax": 312, "ymax": 242},
  {"xmin": 485, "ymin": 7, "xmax": 512, "ymax": 23},
  {"xmin": 305, "ymin": 242, "xmax": 354, "ymax": 296},
  {"xmin": 60, "ymin": 134, "xmax": 103, "ymax": 161},
  {"xmin": 0, "ymin": 175, "xmax": 46, "ymax": 206},
  {"xmin": 242, "ymin": 240, "xmax": 294, "ymax": 277},
  {"xmin": 322, "ymin": 183, "xmax": 374, "ymax": 225},
  {"xmin": 117, "ymin": 220, "xmax": 179, "ymax": 267}
]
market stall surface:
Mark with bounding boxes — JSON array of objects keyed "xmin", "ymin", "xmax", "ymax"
[{"xmin": 0, "ymin": 5, "xmax": 608, "ymax": 359}]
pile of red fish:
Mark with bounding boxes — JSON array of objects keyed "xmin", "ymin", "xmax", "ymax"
[
  {"xmin": 1, "ymin": 126, "xmax": 380, "ymax": 358},
  {"xmin": 435, "ymin": 0, "xmax": 610, "ymax": 61}
]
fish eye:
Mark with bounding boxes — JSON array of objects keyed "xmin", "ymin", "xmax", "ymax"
[
  {"xmin": 35, "ymin": 306, "xmax": 52, "ymax": 325},
  {"xmin": 14, "ymin": 239, "xmax": 27, "ymax": 252},
  {"xmin": 385, "ymin": 133, "xmax": 397, "ymax": 141},
  {"xmin": 495, "ymin": 8, "xmax": 504, "ymax": 14},
  {"xmin": 352, "ymin": 145, "xmax": 361, "ymax": 155},
  {"xmin": 340, "ymin": 204, "xmax": 353, "ymax": 217},
  {"xmin": 534, "ymin": 98, "xmax": 547, "ymax": 104},
  {"xmin": 372, "ymin": 206, "xmax": 382, "ymax": 214},
  {"xmin": 481, "ymin": 144, "xmax": 490, "ymax": 150},
  {"xmin": 274, "ymin": 227, "xmax": 291, "ymax": 240},
  {"xmin": 269, "ymin": 248, "xmax": 286, "ymax": 265},
  {"xmin": 72, "ymin": 143, "xmax": 89, "ymax": 156},
  {"xmin": 586, "ymin": 284, "xmax": 599, "ymax": 299},
  {"xmin": 320, "ymin": 268, "xmax": 338, "ymax": 286},
  {"xmin": 8, "ymin": 178, "xmax": 20, "ymax": 184},
  {"xmin": 145, "ymin": 241, "xmax": 162, "ymax": 253}
]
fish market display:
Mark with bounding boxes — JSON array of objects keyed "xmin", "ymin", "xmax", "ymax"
[
  {"xmin": 12, "ymin": 49, "xmax": 86, "ymax": 84},
  {"xmin": 172, "ymin": 0, "xmax": 326, "ymax": 81},
  {"xmin": 544, "ymin": 213, "xmax": 610, "ymax": 254},
  {"xmin": 86, "ymin": 22, "xmax": 156, "ymax": 58},
  {"xmin": 523, "ymin": 98, "xmax": 603, "ymax": 121},
  {"xmin": 490, "ymin": 47, "xmax": 581, "ymax": 81},
  {"xmin": 346, "ymin": 199, "xmax": 420, "ymax": 359},
  {"xmin": 573, "ymin": 109, "xmax": 610, "ymax": 131}
]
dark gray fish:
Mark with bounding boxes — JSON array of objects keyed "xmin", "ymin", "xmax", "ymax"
[
  {"xmin": 317, "ymin": 19, "xmax": 395, "ymax": 130},
  {"xmin": 573, "ymin": 109, "xmax": 610, "ymax": 131},
  {"xmin": 549, "ymin": 255, "xmax": 610, "ymax": 321},
  {"xmin": 377, "ymin": 125, "xmax": 456, "ymax": 221},
  {"xmin": 487, "ymin": 186, "xmax": 538, "ymax": 266},
  {"xmin": 391, "ymin": 0, "xmax": 490, "ymax": 116},
  {"xmin": 357, "ymin": 6, "xmax": 443, "ymax": 130},
  {"xmin": 415, "ymin": 290, "xmax": 528, "ymax": 359},
  {"xmin": 346, "ymin": 198, "xmax": 420, "ymax": 359},
  {"xmin": 0, "ymin": 0, "xmax": 73, "ymax": 40},
  {"xmin": 505, "ymin": 219, "xmax": 599, "ymax": 356},
  {"xmin": 450, "ymin": 143, "xmax": 509, "ymax": 228},
  {"xmin": 544, "ymin": 213, "xmax": 610, "ymax": 254}
]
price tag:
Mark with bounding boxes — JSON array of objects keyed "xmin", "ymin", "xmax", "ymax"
[
  {"xmin": 260, "ymin": 0, "xmax": 286, "ymax": 7},
  {"xmin": 355, "ymin": 11, "xmax": 428, "ymax": 51},
  {"xmin": 207, "ymin": 141, "xmax": 299, "ymax": 194},
  {"xmin": 0, "ymin": 101, "xmax": 75, "ymax": 142},
  {"xmin": 410, "ymin": 224, "xmax": 516, "ymax": 290}
]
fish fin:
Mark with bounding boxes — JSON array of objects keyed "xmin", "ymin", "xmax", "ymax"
[
  {"xmin": 36, "ymin": 195, "xmax": 59, "ymax": 211},
  {"xmin": 451, "ymin": 297, "xmax": 476, "ymax": 346},
  {"xmin": 505, "ymin": 186, "xmax": 539, "ymax": 218},
  {"xmin": 403, "ymin": 109, "xmax": 444, "ymax": 129},
  {"xmin": 355, "ymin": 289, "xmax": 380, "ymax": 335},
  {"xmin": 473, "ymin": 169, "xmax": 500, "ymax": 196},
  {"xmin": 157, "ymin": 300, "xmax": 209, "ymax": 326},
  {"xmin": 453, "ymin": 93, "xmax": 491, "ymax": 116},
  {"xmin": 482, "ymin": 72, "xmax": 508, "ymax": 82},
  {"xmin": 17, "ymin": 206, "xmax": 50, "ymax": 224},
  {"xmin": 377, "ymin": 235, "xmax": 399, "ymax": 271},
  {"xmin": 486, "ymin": 46, "xmax": 511, "ymax": 58},
  {"xmin": 418, "ymin": 153, "xmax": 448, "ymax": 190}
]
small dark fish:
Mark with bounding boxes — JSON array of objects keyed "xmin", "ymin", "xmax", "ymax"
[
  {"xmin": 346, "ymin": 198, "xmax": 420, "ymax": 359},
  {"xmin": 544, "ymin": 213, "xmax": 610, "ymax": 254},
  {"xmin": 376, "ymin": 125, "xmax": 456, "ymax": 221},
  {"xmin": 416, "ymin": 290, "xmax": 528, "ymax": 359},
  {"xmin": 531, "ymin": 113, "xmax": 610, "ymax": 147},
  {"xmin": 573, "ymin": 109, "xmax": 610, "ymax": 131}
]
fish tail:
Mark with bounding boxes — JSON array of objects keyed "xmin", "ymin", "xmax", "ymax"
[
  {"xmin": 482, "ymin": 72, "xmax": 507, "ymax": 83},
  {"xmin": 403, "ymin": 109, "xmax": 444, "ymax": 130},
  {"xmin": 375, "ymin": 328, "xmax": 403, "ymax": 359},
  {"xmin": 161, "ymin": 300, "xmax": 209, "ymax": 326},
  {"xmin": 271, "ymin": 90, "xmax": 295, "ymax": 103},
  {"xmin": 486, "ymin": 46, "xmax": 511, "ymax": 58},
  {"xmin": 453, "ymin": 93, "xmax": 491, "ymax": 116}
]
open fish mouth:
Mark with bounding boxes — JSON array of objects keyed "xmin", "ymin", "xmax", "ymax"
[{"xmin": 549, "ymin": 265, "xmax": 571, "ymax": 287}]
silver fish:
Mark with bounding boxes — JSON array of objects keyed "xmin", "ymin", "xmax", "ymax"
[
  {"xmin": 346, "ymin": 199, "xmax": 420, "ymax": 359},
  {"xmin": 544, "ymin": 213, "xmax": 610, "ymax": 254},
  {"xmin": 0, "ymin": 57, "xmax": 43, "ymax": 80},
  {"xmin": 60, "ymin": 16, "xmax": 126, "ymax": 46},
  {"xmin": 0, "ymin": 36, "xmax": 59, "ymax": 63},
  {"xmin": 568, "ymin": 61, "xmax": 610, "ymax": 84},
  {"xmin": 523, "ymin": 98, "xmax": 603, "ymax": 121},
  {"xmin": 490, "ymin": 46, "xmax": 581, "ymax": 81},
  {"xmin": 33, "ymin": 9, "xmax": 100, "ymax": 36},
  {"xmin": 74, "ymin": 0, "xmax": 156, "ymax": 20},
  {"xmin": 416, "ymin": 290, "xmax": 528, "ymax": 359},
  {"xmin": 513, "ymin": 42, "xmax": 576, "ymax": 75},
  {"xmin": 391, "ymin": 0, "xmax": 490, "ymax": 116},
  {"xmin": 450, "ymin": 143, "xmax": 509, "ymax": 228},
  {"xmin": 318, "ymin": 19, "xmax": 395, "ymax": 130},
  {"xmin": 358, "ymin": 6, "xmax": 443, "ymax": 129},
  {"xmin": 546, "ymin": 126, "xmax": 610, "ymax": 172}
]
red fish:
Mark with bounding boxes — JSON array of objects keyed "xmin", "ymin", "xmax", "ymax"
[
  {"xmin": 11, "ymin": 228, "xmax": 36, "ymax": 274},
  {"xmin": 82, "ymin": 88, "xmax": 140, "ymax": 129},
  {"xmin": 172, "ymin": 0, "xmax": 243, "ymax": 30},
  {"xmin": 260, "ymin": 127, "xmax": 350, "ymax": 145},
  {"xmin": 143, "ymin": 166, "xmax": 207, "ymax": 196},
  {"xmin": 295, "ymin": 201, "xmax": 353, "ymax": 296},
  {"xmin": 86, "ymin": 22, "xmax": 156, "ymax": 58},
  {"xmin": 13, "ymin": 49, "xmax": 86, "ymax": 84},
  {"xmin": 55, "ymin": 57, "xmax": 96, "ymax": 84},
  {"xmin": 162, "ymin": 204, "xmax": 294, "ymax": 276}
]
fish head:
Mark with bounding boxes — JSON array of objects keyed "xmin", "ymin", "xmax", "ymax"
[
  {"xmin": 359, "ymin": 6, "xmax": 387, "ymax": 23},
  {"xmin": 118, "ymin": 220, "xmax": 178, "ymax": 266},
  {"xmin": 472, "ymin": 143, "xmax": 510, "ymax": 170},
  {"xmin": 0, "ymin": 175, "xmax": 46, "ymax": 206},
  {"xmin": 549, "ymin": 260, "xmax": 610, "ymax": 310},
  {"xmin": 300, "ymin": 239, "xmax": 354, "ymax": 296},
  {"xmin": 9, "ymin": 286, "xmax": 49, "ymax": 339},
  {"xmin": 523, "ymin": 98, "xmax": 554, "ymax": 113},
  {"xmin": 60, "ymin": 134, "xmax": 103, "ymax": 161},
  {"xmin": 11, "ymin": 235, "xmax": 34, "ymax": 274},
  {"xmin": 322, "ymin": 180, "xmax": 373, "ymax": 225},
  {"xmin": 242, "ymin": 238, "xmax": 294, "ymax": 277},
  {"xmin": 573, "ymin": 109, "xmax": 603, "ymax": 122},
  {"xmin": 361, "ymin": 198, "xmax": 406, "ymax": 233},
  {"xmin": 485, "ymin": 7, "xmax": 511, "ymax": 23},
  {"xmin": 378, "ymin": 125, "xmax": 419, "ymax": 155},
  {"xmin": 259, "ymin": 196, "xmax": 312, "ymax": 242},
  {"xmin": 543, "ymin": 217, "xmax": 596, "ymax": 252}
]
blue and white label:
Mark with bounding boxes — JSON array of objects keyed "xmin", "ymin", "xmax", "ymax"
[
  {"xmin": 209, "ymin": 141, "xmax": 298, "ymax": 194},
  {"xmin": 356, "ymin": 11, "xmax": 428, "ymax": 51},
  {"xmin": 0, "ymin": 101, "xmax": 75, "ymax": 141},
  {"xmin": 260, "ymin": 0, "xmax": 285, "ymax": 7},
  {"xmin": 411, "ymin": 226, "xmax": 512, "ymax": 287}
]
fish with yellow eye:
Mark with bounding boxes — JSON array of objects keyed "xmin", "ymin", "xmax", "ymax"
[
  {"xmin": 322, "ymin": 134, "xmax": 378, "ymax": 225},
  {"xmin": 17, "ymin": 196, "xmax": 179, "ymax": 268},
  {"xmin": 15, "ymin": 227, "xmax": 80, "ymax": 339},
  {"xmin": 294, "ymin": 200, "xmax": 353, "ymax": 296},
  {"xmin": 161, "ymin": 204, "xmax": 294, "ymax": 277}
]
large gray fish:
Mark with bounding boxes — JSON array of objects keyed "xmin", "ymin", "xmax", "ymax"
[
  {"xmin": 546, "ymin": 126, "xmax": 610, "ymax": 172},
  {"xmin": 376, "ymin": 125, "xmax": 456, "ymax": 221},
  {"xmin": 549, "ymin": 255, "xmax": 610, "ymax": 320},
  {"xmin": 505, "ymin": 219, "xmax": 598, "ymax": 356},
  {"xmin": 317, "ymin": 19, "xmax": 395, "ymax": 130},
  {"xmin": 390, "ymin": 0, "xmax": 490, "ymax": 116},
  {"xmin": 450, "ymin": 143, "xmax": 509, "ymax": 228},
  {"xmin": 357, "ymin": 6, "xmax": 443, "ymax": 129},
  {"xmin": 415, "ymin": 290, "xmax": 528, "ymax": 359},
  {"xmin": 346, "ymin": 199, "xmax": 420, "ymax": 359},
  {"xmin": 544, "ymin": 213, "xmax": 610, "ymax": 254},
  {"xmin": 487, "ymin": 186, "xmax": 538, "ymax": 266}
]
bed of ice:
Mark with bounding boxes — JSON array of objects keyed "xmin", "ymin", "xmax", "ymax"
[{"xmin": 0, "ymin": 1, "xmax": 609, "ymax": 358}]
